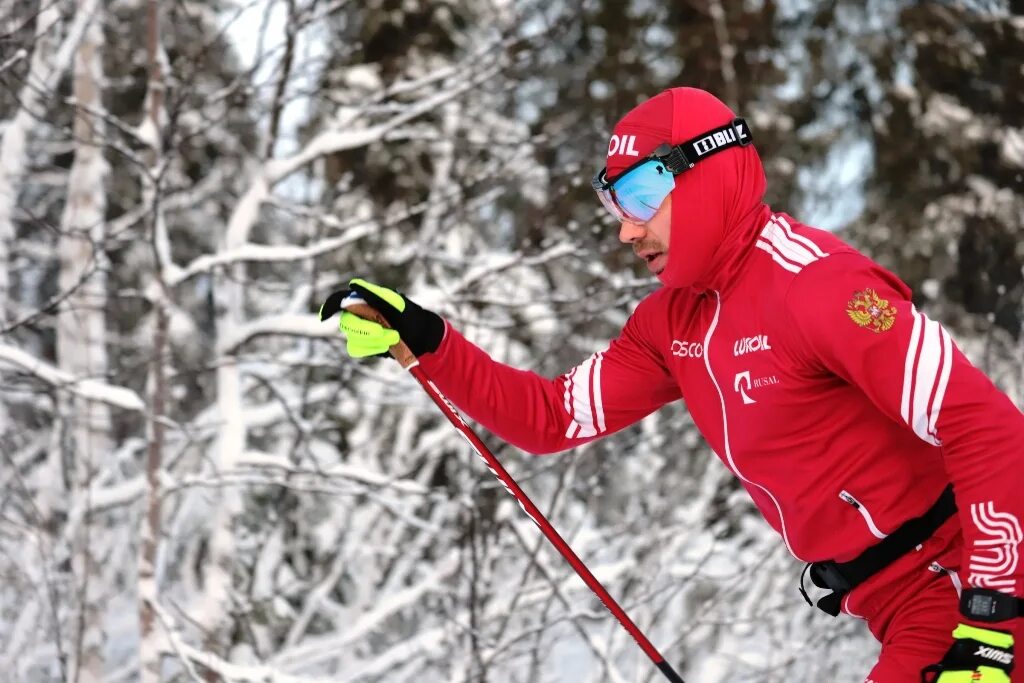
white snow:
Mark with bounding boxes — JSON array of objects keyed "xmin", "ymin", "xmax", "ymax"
[
  {"xmin": 921, "ymin": 93, "xmax": 976, "ymax": 135},
  {"xmin": 999, "ymin": 127, "xmax": 1024, "ymax": 168},
  {"xmin": 0, "ymin": 343, "xmax": 145, "ymax": 411},
  {"xmin": 4, "ymin": 3, "xmax": 997, "ymax": 682}
]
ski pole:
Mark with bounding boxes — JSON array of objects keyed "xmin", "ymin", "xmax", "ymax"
[{"xmin": 342, "ymin": 297, "xmax": 686, "ymax": 683}]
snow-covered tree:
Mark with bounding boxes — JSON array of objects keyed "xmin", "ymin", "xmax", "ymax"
[{"xmin": 1, "ymin": 1, "xmax": 1021, "ymax": 681}]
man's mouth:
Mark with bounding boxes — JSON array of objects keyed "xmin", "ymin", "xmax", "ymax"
[{"xmin": 639, "ymin": 251, "xmax": 666, "ymax": 273}]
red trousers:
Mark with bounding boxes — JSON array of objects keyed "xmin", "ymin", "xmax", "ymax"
[{"xmin": 849, "ymin": 517, "xmax": 1024, "ymax": 682}]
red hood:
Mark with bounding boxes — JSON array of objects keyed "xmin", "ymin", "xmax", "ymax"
[{"xmin": 606, "ymin": 87, "xmax": 769, "ymax": 293}]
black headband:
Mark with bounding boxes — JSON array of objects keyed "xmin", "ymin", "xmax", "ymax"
[
  {"xmin": 655, "ymin": 118, "xmax": 753, "ymax": 175},
  {"xmin": 593, "ymin": 117, "xmax": 754, "ymax": 190}
]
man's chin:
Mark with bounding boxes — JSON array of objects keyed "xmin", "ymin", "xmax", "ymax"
[{"xmin": 653, "ymin": 253, "xmax": 669, "ymax": 282}]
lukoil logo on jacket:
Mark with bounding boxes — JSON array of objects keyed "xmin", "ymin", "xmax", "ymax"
[{"xmin": 733, "ymin": 335, "xmax": 771, "ymax": 356}]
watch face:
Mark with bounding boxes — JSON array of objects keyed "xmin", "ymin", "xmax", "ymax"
[
  {"xmin": 967, "ymin": 593, "xmax": 996, "ymax": 618},
  {"xmin": 962, "ymin": 589, "xmax": 1019, "ymax": 622}
]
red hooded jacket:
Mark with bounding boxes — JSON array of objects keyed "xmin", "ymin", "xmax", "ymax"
[{"xmin": 418, "ymin": 88, "xmax": 1024, "ymax": 618}]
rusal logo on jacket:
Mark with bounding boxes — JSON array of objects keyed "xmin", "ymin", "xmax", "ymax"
[{"xmin": 733, "ymin": 335, "xmax": 771, "ymax": 356}]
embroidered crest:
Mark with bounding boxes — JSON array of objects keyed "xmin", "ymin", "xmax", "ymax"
[{"xmin": 847, "ymin": 288, "xmax": 897, "ymax": 333}]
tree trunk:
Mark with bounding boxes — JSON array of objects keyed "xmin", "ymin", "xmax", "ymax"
[
  {"xmin": 138, "ymin": 1, "xmax": 168, "ymax": 681},
  {"xmin": 56, "ymin": 1, "xmax": 109, "ymax": 681},
  {"xmin": 138, "ymin": 302, "xmax": 166, "ymax": 683},
  {"xmin": 0, "ymin": 0, "xmax": 65, "ymax": 512}
]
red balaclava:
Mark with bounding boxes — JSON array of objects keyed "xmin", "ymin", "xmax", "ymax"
[{"xmin": 605, "ymin": 87, "xmax": 769, "ymax": 291}]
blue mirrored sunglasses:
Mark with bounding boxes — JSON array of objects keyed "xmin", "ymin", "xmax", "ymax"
[
  {"xmin": 592, "ymin": 118, "xmax": 753, "ymax": 225},
  {"xmin": 592, "ymin": 157, "xmax": 675, "ymax": 225}
]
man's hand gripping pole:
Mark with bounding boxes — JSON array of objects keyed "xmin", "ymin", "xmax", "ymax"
[{"xmin": 340, "ymin": 294, "xmax": 687, "ymax": 683}]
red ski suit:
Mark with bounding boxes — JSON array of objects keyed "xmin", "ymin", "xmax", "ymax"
[{"xmin": 419, "ymin": 89, "xmax": 1024, "ymax": 681}]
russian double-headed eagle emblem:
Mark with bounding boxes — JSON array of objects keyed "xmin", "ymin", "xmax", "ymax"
[{"xmin": 846, "ymin": 288, "xmax": 897, "ymax": 333}]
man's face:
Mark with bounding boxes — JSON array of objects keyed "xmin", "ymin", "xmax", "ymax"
[{"xmin": 618, "ymin": 194, "xmax": 671, "ymax": 275}]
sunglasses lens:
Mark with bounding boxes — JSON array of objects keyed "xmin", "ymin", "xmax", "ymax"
[
  {"xmin": 595, "ymin": 186, "xmax": 628, "ymax": 222},
  {"xmin": 594, "ymin": 160, "xmax": 675, "ymax": 224},
  {"xmin": 611, "ymin": 161, "xmax": 675, "ymax": 223}
]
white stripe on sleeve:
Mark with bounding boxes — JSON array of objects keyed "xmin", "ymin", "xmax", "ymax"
[
  {"xmin": 909, "ymin": 316, "xmax": 946, "ymax": 446},
  {"xmin": 592, "ymin": 352, "xmax": 606, "ymax": 433},
  {"xmin": 563, "ymin": 367, "xmax": 578, "ymax": 438},
  {"xmin": 568, "ymin": 355, "xmax": 597, "ymax": 438},
  {"xmin": 900, "ymin": 306, "xmax": 924, "ymax": 425},
  {"xmin": 927, "ymin": 326, "xmax": 953, "ymax": 443}
]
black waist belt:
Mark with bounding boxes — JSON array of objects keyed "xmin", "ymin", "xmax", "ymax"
[{"xmin": 799, "ymin": 484, "xmax": 957, "ymax": 617}]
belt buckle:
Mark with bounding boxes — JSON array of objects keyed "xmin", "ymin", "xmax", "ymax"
[{"xmin": 811, "ymin": 562, "xmax": 852, "ymax": 593}]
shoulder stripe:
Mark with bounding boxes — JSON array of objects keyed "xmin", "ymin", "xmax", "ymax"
[
  {"xmin": 900, "ymin": 305, "xmax": 952, "ymax": 446},
  {"xmin": 900, "ymin": 306, "xmax": 925, "ymax": 426},
  {"xmin": 764, "ymin": 222, "xmax": 817, "ymax": 266},
  {"xmin": 911, "ymin": 317, "xmax": 944, "ymax": 444},
  {"xmin": 775, "ymin": 215, "xmax": 829, "ymax": 258},
  {"xmin": 929, "ymin": 327, "xmax": 953, "ymax": 439},
  {"xmin": 757, "ymin": 215, "xmax": 830, "ymax": 273},
  {"xmin": 755, "ymin": 240, "xmax": 802, "ymax": 273}
]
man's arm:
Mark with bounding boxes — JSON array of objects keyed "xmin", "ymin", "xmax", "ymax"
[
  {"xmin": 786, "ymin": 252, "xmax": 1024, "ymax": 604},
  {"xmin": 418, "ymin": 298, "xmax": 681, "ymax": 455}
]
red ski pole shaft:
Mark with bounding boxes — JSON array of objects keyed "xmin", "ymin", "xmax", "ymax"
[{"xmin": 343, "ymin": 300, "xmax": 686, "ymax": 683}]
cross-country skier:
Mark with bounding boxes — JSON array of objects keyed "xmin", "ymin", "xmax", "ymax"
[{"xmin": 321, "ymin": 87, "xmax": 1024, "ymax": 682}]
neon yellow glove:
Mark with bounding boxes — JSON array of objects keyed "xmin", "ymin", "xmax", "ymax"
[
  {"xmin": 319, "ymin": 278, "xmax": 444, "ymax": 359},
  {"xmin": 922, "ymin": 624, "xmax": 1013, "ymax": 682},
  {"xmin": 337, "ymin": 308, "xmax": 401, "ymax": 358}
]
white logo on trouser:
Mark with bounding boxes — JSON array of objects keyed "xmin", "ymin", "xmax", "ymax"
[{"xmin": 968, "ymin": 501, "xmax": 1023, "ymax": 592}]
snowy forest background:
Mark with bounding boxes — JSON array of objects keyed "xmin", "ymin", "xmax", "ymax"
[{"xmin": 1, "ymin": 0, "xmax": 1023, "ymax": 681}]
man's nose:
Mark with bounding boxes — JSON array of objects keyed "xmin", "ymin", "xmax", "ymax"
[{"xmin": 618, "ymin": 221, "xmax": 646, "ymax": 244}]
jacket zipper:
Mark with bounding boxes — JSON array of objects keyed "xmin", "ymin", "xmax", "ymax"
[
  {"xmin": 703, "ymin": 291, "xmax": 803, "ymax": 560},
  {"xmin": 839, "ymin": 490, "xmax": 888, "ymax": 539}
]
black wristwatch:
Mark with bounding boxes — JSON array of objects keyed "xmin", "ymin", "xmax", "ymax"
[{"xmin": 961, "ymin": 588, "xmax": 1024, "ymax": 623}]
